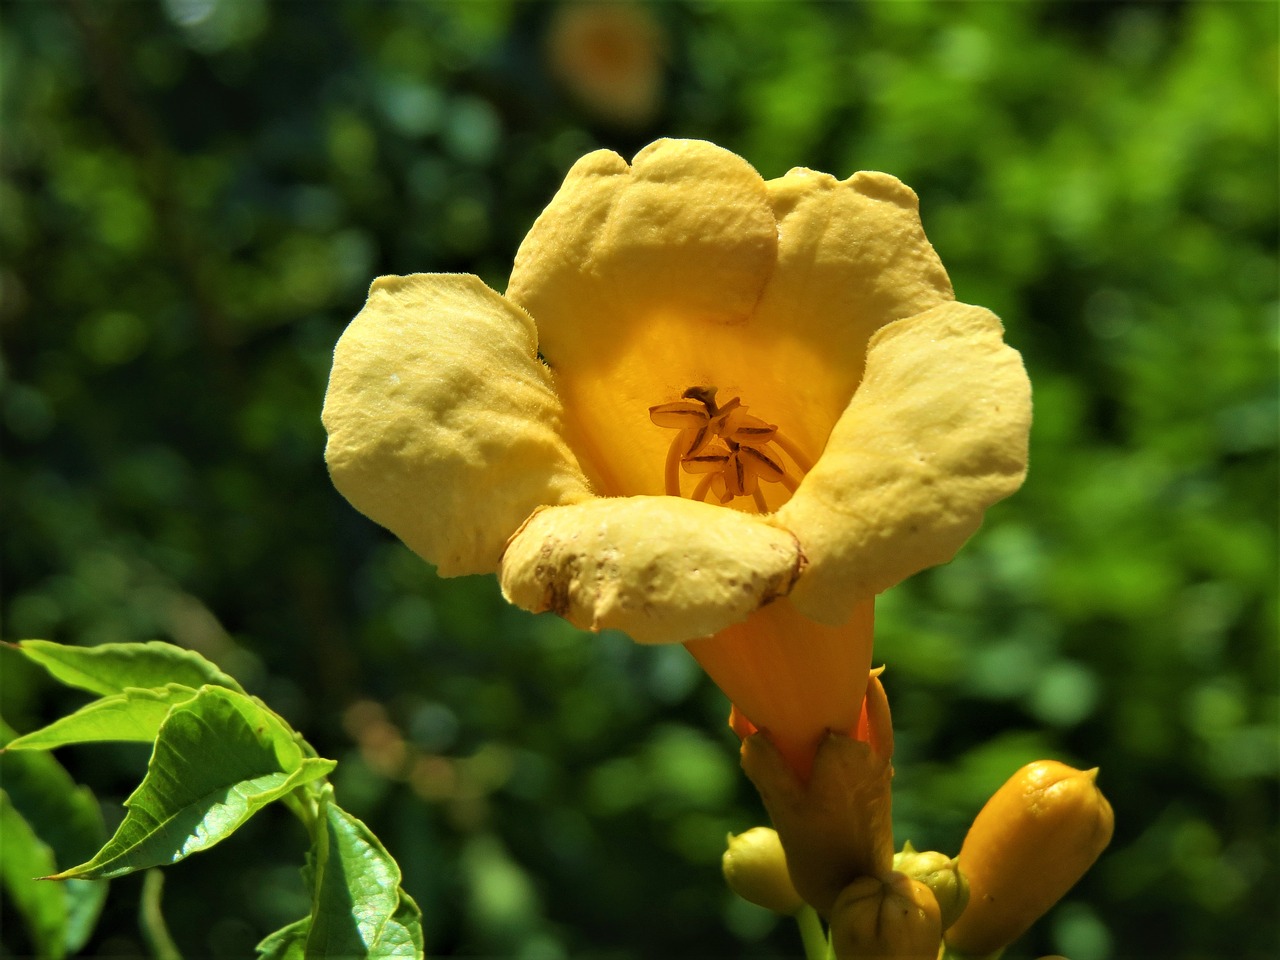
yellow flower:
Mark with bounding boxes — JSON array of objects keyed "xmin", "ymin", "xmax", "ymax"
[{"xmin": 322, "ymin": 139, "xmax": 1031, "ymax": 775}]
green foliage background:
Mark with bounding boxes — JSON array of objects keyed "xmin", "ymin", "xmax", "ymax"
[{"xmin": 2, "ymin": 1, "xmax": 1276, "ymax": 958}]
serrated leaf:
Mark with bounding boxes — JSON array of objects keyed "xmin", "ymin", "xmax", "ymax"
[
  {"xmin": 0, "ymin": 720, "xmax": 108, "ymax": 956},
  {"xmin": 256, "ymin": 917, "xmax": 310, "ymax": 960},
  {"xmin": 4, "ymin": 684, "xmax": 201, "ymax": 751},
  {"xmin": 11, "ymin": 639, "xmax": 244, "ymax": 697},
  {"xmin": 1, "ymin": 790, "xmax": 67, "ymax": 959},
  {"xmin": 304, "ymin": 803, "xmax": 424, "ymax": 959},
  {"xmin": 50, "ymin": 687, "xmax": 335, "ymax": 881}
]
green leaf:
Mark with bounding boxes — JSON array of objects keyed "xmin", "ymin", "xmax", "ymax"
[
  {"xmin": 304, "ymin": 802, "xmax": 425, "ymax": 959},
  {"xmin": 256, "ymin": 918, "xmax": 309, "ymax": 960},
  {"xmin": 4, "ymin": 684, "xmax": 201, "ymax": 751},
  {"xmin": 10, "ymin": 640, "xmax": 244, "ymax": 697},
  {"xmin": 1, "ymin": 790, "xmax": 67, "ymax": 959},
  {"xmin": 50, "ymin": 687, "xmax": 335, "ymax": 881},
  {"xmin": 0, "ymin": 720, "xmax": 108, "ymax": 956},
  {"xmin": 376, "ymin": 890, "xmax": 426, "ymax": 960}
]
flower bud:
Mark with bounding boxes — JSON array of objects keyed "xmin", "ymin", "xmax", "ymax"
[
  {"xmin": 829, "ymin": 872, "xmax": 942, "ymax": 960},
  {"xmin": 893, "ymin": 841, "xmax": 969, "ymax": 931},
  {"xmin": 722, "ymin": 827, "xmax": 805, "ymax": 915},
  {"xmin": 945, "ymin": 760, "xmax": 1114, "ymax": 957}
]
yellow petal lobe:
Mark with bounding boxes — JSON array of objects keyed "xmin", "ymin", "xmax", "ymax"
[
  {"xmin": 747, "ymin": 168, "xmax": 956, "ymax": 461},
  {"xmin": 499, "ymin": 496, "xmax": 803, "ymax": 644},
  {"xmin": 777, "ymin": 301, "xmax": 1032, "ymax": 624},
  {"xmin": 506, "ymin": 139, "xmax": 780, "ymax": 498},
  {"xmin": 323, "ymin": 274, "xmax": 592, "ymax": 577}
]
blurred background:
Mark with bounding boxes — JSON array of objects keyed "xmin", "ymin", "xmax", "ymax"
[{"xmin": 1, "ymin": 1, "xmax": 1276, "ymax": 958}]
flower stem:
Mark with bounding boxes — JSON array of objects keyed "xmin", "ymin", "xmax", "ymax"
[{"xmin": 795, "ymin": 905, "xmax": 829, "ymax": 960}]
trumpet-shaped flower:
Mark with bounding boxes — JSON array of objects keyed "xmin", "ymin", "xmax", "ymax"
[{"xmin": 322, "ymin": 139, "xmax": 1031, "ymax": 775}]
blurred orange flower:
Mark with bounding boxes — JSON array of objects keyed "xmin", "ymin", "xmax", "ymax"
[{"xmin": 545, "ymin": 1, "xmax": 665, "ymax": 128}]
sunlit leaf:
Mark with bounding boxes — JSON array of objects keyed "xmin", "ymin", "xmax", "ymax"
[
  {"xmin": 49, "ymin": 687, "xmax": 334, "ymax": 881},
  {"xmin": 376, "ymin": 890, "xmax": 426, "ymax": 960},
  {"xmin": 4, "ymin": 684, "xmax": 201, "ymax": 751},
  {"xmin": 304, "ymin": 802, "xmax": 424, "ymax": 959},
  {"xmin": 11, "ymin": 640, "xmax": 243, "ymax": 697}
]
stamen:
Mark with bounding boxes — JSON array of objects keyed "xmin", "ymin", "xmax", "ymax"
[
  {"xmin": 650, "ymin": 399, "xmax": 710, "ymax": 429},
  {"xmin": 683, "ymin": 442, "xmax": 732, "ymax": 474},
  {"xmin": 724, "ymin": 453, "xmax": 745, "ymax": 499},
  {"xmin": 721, "ymin": 408, "xmax": 777, "ymax": 443},
  {"xmin": 738, "ymin": 444, "xmax": 785, "ymax": 484},
  {"xmin": 708, "ymin": 396, "xmax": 742, "ymax": 431},
  {"xmin": 650, "ymin": 389, "xmax": 813, "ymax": 508},
  {"xmin": 664, "ymin": 432, "xmax": 684, "ymax": 497},
  {"xmin": 679, "ymin": 423, "xmax": 713, "ymax": 458},
  {"xmin": 771, "ymin": 432, "xmax": 814, "ymax": 475},
  {"xmin": 691, "ymin": 473, "xmax": 716, "ymax": 502}
]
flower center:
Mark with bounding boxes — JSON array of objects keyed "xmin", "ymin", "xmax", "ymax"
[{"xmin": 648, "ymin": 386, "xmax": 813, "ymax": 512}]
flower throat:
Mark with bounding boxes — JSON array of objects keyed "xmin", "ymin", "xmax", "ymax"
[{"xmin": 649, "ymin": 386, "xmax": 812, "ymax": 512}]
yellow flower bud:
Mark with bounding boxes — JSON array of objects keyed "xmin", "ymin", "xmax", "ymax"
[
  {"xmin": 722, "ymin": 827, "xmax": 805, "ymax": 915},
  {"xmin": 892, "ymin": 842, "xmax": 969, "ymax": 931},
  {"xmin": 945, "ymin": 760, "xmax": 1115, "ymax": 957},
  {"xmin": 829, "ymin": 872, "xmax": 942, "ymax": 960}
]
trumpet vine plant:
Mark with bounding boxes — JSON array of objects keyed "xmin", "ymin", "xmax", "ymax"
[{"xmin": 3, "ymin": 140, "xmax": 1112, "ymax": 960}]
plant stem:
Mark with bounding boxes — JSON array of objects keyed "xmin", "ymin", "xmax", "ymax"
[
  {"xmin": 139, "ymin": 869, "xmax": 183, "ymax": 960},
  {"xmin": 796, "ymin": 905, "xmax": 829, "ymax": 960}
]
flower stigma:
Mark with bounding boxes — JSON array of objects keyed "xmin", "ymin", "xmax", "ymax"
[{"xmin": 650, "ymin": 386, "xmax": 814, "ymax": 512}]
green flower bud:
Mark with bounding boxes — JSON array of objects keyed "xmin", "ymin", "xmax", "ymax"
[
  {"xmin": 829, "ymin": 872, "xmax": 942, "ymax": 960},
  {"xmin": 722, "ymin": 827, "xmax": 805, "ymax": 915},
  {"xmin": 893, "ymin": 841, "xmax": 969, "ymax": 931}
]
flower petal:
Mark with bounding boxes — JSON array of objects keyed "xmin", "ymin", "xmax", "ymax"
[
  {"xmin": 323, "ymin": 274, "xmax": 593, "ymax": 577},
  {"xmin": 505, "ymin": 139, "xmax": 779, "ymax": 498},
  {"xmin": 745, "ymin": 169, "xmax": 956, "ymax": 459},
  {"xmin": 500, "ymin": 496, "xmax": 804, "ymax": 644},
  {"xmin": 775, "ymin": 301, "xmax": 1032, "ymax": 624}
]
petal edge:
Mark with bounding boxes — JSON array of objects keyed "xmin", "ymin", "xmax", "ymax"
[
  {"xmin": 500, "ymin": 496, "xmax": 804, "ymax": 644},
  {"xmin": 323, "ymin": 274, "xmax": 593, "ymax": 576},
  {"xmin": 776, "ymin": 301, "xmax": 1032, "ymax": 623}
]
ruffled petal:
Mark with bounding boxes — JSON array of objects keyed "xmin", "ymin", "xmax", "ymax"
[
  {"xmin": 505, "ymin": 139, "xmax": 779, "ymax": 498},
  {"xmin": 775, "ymin": 302, "xmax": 1032, "ymax": 624},
  {"xmin": 746, "ymin": 169, "xmax": 956, "ymax": 460},
  {"xmin": 323, "ymin": 273, "xmax": 593, "ymax": 577},
  {"xmin": 500, "ymin": 496, "xmax": 804, "ymax": 644}
]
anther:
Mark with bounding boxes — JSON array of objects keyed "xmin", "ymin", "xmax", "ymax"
[{"xmin": 650, "ymin": 388, "xmax": 811, "ymax": 508}]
